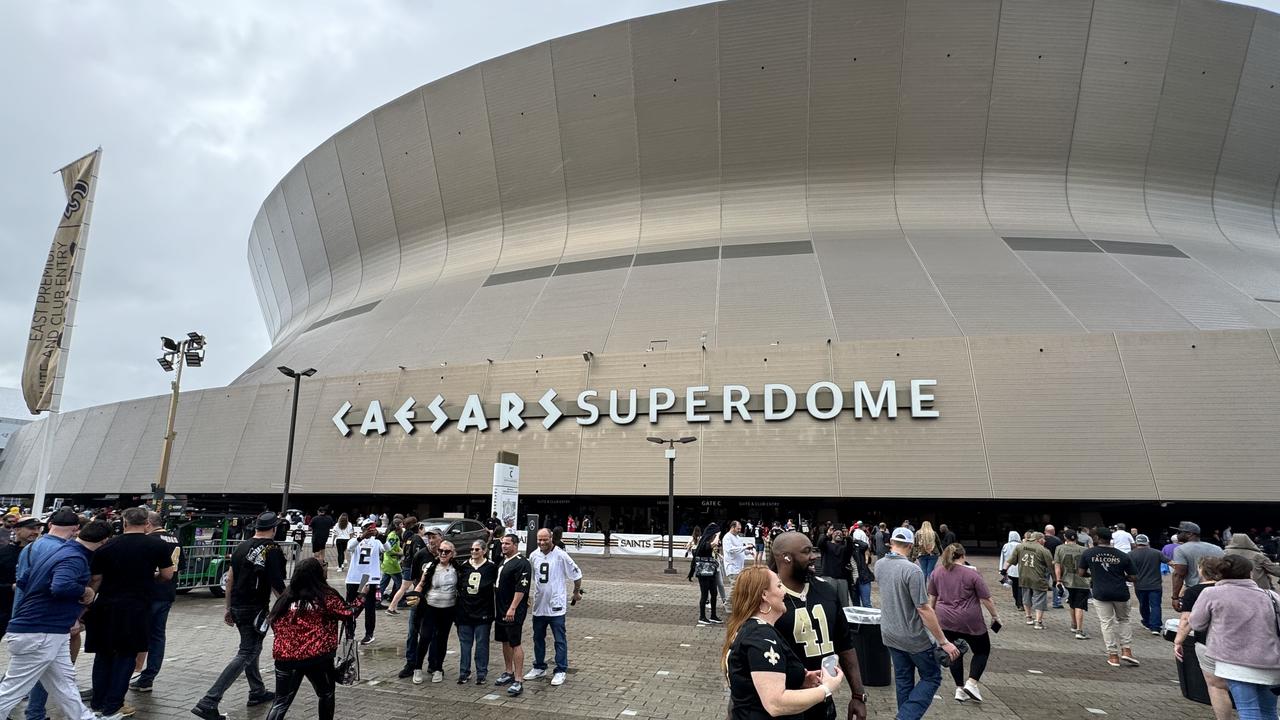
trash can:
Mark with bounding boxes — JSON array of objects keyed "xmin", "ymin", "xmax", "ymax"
[
  {"xmin": 1163, "ymin": 618, "xmax": 1210, "ymax": 705},
  {"xmin": 845, "ymin": 607, "xmax": 892, "ymax": 687}
]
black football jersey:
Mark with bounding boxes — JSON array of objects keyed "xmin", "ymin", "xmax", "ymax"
[
  {"xmin": 727, "ymin": 619, "xmax": 807, "ymax": 720},
  {"xmin": 775, "ymin": 577, "xmax": 853, "ymax": 671}
]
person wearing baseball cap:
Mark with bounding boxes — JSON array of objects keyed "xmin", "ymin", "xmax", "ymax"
[
  {"xmin": 0, "ymin": 517, "xmax": 43, "ymax": 634},
  {"xmin": 1127, "ymin": 535, "xmax": 1165, "ymax": 634},
  {"xmin": 1169, "ymin": 521, "xmax": 1223, "ymax": 613},
  {"xmin": 192, "ymin": 512, "xmax": 285, "ymax": 720},
  {"xmin": 877, "ymin": 526, "xmax": 958, "ymax": 720},
  {"xmin": 398, "ymin": 525, "xmax": 443, "ymax": 674}
]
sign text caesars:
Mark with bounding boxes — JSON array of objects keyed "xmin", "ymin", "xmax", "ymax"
[{"xmin": 333, "ymin": 379, "xmax": 937, "ymax": 436}]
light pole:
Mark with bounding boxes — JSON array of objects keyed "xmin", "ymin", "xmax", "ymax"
[
  {"xmin": 277, "ymin": 366, "xmax": 316, "ymax": 515},
  {"xmin": 152, "ymin": 332, "xmax": 206, "ymax": 511},
  {"xmin": 647, "ymin": 435, "xmax": 697, "ymax": 574}
]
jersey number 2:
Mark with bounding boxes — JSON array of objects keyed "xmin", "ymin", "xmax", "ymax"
[
  {"xmin": 358, "ymin": 546, "xmax": 372, "ymax": 565},
  {"xmin": 792, "ymin": 605, "xmax": 834, "ymax": 657}
]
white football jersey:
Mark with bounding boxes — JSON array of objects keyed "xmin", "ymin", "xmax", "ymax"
[{"xmin": 345, "ymin": 537, "xmax": 385, "ymax": 584}]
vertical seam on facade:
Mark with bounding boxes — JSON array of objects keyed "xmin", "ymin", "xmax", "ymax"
[
  {"xmin": 263, "ymin": 189, "xmax": 311, "ymax": 337},
  {"xmin": 1138, "ymin": 2, "xmax": 1181, "ymax": 243},
  {"xmin": 712, "ymin": 2, "xmax": 724, "ymax": 346},
  {"xmin": 890, "ymin": 4, "xmax": 963, "ymax": 336},
  {"xmin": 501, "ymin": 41, "xmax": 572, "ymax": 361},
  {"xmin": 981, "ymin": 0, "xmax": 1089, "ymax": 333},
  {"xmin": 332, "ymin": 139, "xmax": 367, "ymax": 310},
  {"xmin": 1206, "ymin": 11, "xmax": 1257, "ymax": 256},
  {"xmin": 1112, "ymin": 334, "xmax": 1161, "ymax": 502},
  {"xmin": 218, "ymin": 385, "xmax": 261, "ymax": 491},
  {"xmin": 802, "ymin": 0, "xmax": 840, "ymax": 345},
  {"xmin": 600, "ymin": 19, "xmax": 644, "ymax": 353},
  {"xmin": 277, "ymin": 181, "xmax": 326, "ymax": 331},
  {"xmin": 369, "ymin": 114, "xmax": 407, "ymax": 292},
  {"xmin": 298, "ymin": 160, "xmax": 338, "ymax": 324},
  {"xmin": 345, "ymin": 89, "xmax": 452, "ymax": 375},
  {"xmin": 1063, "ymin": 0, "xmax": 1097, "ymax": 241},
  {"xmin": 962, "ymin": 337, "xmax": 996, "ymax": 499},
  {"xmin": 426, "ymin": 66, "xmax": 510, "ymax": 363}
]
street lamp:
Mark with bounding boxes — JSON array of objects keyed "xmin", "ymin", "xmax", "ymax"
[
  {"xmin": 647, "ymin": 435, "xmax": 697, "ymax": 574},
  {"xmin": 152, "ymin": 332, "xmax": 207, "ymax": 511},
  {"xmin": 277, "ymin": 366, "xmax": 316, "ymax": 515}
]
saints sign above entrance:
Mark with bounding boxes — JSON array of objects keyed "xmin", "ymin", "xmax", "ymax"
[{"xmin": 331, "ymin": 379, "xmax": 938, "ymax": 436}]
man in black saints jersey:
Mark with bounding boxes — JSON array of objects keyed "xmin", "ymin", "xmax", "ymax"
[{"xmin": 771, "ymin": 532, "xmax": 868, "ymax": 720}]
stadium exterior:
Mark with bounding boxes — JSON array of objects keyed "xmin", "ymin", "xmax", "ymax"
[{"xmin": 4, "ymin": 0, "xmax": 1280, "ymax": 529}]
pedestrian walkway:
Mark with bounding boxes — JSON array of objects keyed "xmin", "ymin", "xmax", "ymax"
[{"xmin": 0, "ymin": 557, "xmax": 1204, "ymax": 719}]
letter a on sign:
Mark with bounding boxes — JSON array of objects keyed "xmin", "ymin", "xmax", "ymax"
[{"xmin": 360, "ymin": 400, "xmax": 387, "ymax": 435}]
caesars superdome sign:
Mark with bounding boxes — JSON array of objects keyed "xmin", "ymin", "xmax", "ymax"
[{"xmin": 332, "ymin": 379, "xmax": 938, "ymax": 436}]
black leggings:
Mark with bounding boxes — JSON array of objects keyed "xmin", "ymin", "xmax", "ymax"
[
  {"xmin": 1009, "ymin": 576, "xmax": 1022, "ymax": 610},
  {"xmin": 698, "ymin": 575, "xmax": 719, "ymax": 620},
  {"xmin": 335, "ymin": 539, "xmax": 349, "ymax": 567},
  {"xmin": 413, "ymin": 604, "xmax": 456, "ymax": 671},
  {"xmin": 943, "ymin": 629, "xmax": 991, "ymax": 686},
  {"xmin": 345, "ymin": 583, "xmax": 377, "ymax": 637},
  {"xmin": 265, "ymin": 653, "xmax": 335, "ymax": 720}
]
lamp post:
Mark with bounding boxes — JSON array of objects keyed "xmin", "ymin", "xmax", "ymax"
[
  {"xmin": 152, "ymin": 332, "xmax": 206, "ymax": 511},
  {"xmin": 647, "ymin": 435, "xmax": 697, "ymax": 574},
  {"xmin": 277, "ymin": 366, "xmax": 316, "ymax": 515}
]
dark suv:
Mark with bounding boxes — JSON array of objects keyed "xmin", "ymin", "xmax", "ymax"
[{"xmin": 419, "ymin": 517, "xmax": 490, "ymax": 547}]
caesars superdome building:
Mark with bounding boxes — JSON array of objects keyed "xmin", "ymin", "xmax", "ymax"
[{"xmin": 5, "ymin": 0, "xmax": 1280, "ymax": 531}]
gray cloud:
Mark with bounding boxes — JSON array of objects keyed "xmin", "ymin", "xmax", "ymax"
[{"xmin": 0, "ymin": 0, "xmax": 703, "ymax": 414}]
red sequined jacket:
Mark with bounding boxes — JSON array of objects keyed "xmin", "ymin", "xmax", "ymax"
[{"xmin": 270, "ymin": 591, "xmax": 357, "ymax": 661}]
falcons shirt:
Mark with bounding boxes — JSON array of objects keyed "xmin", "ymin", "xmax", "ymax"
[
  {"xmin": 345, "ymin": 537, "xmax": 385, "ymax": 584},
  {"xmin": 775, "ymin": 578, "xmax": 852, "ymax": 720}
]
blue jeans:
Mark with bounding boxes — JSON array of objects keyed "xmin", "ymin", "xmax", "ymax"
[
  {"xmin": 404, "ymin": 605, "xmax": 418, "ymax": 665},
  {"xmin": 1227, "ymin": 680, "xmax": 1278, "ymax": 720},
  {"xmin": 135, "ymin": 598, "xmax": 173, "ymax": 685},
  {"xmin": 90, "ymin": 651, "xmax": 137, "ymax": 714},
  {"xmin": 532, "ymin": 614, "xmax": 568, "ymax": 674},
  {"xmin": 888, "ymin": 647, "xmax": 941, "ymax": 720},
  {"xmin": 379, "ymin": 572, "xmax": 402, "ymax": 598},
  {"xmin": 457, "ymin": 622, "xmax": 491, "ymax": 678},
  {"xmin": 1052, "ymin": 581, "xmax": 1064, "ymax": 608},
  {"xmin": 917, "ymin": 555, "xmax": 937, "ymax": 579},
  {"xmin": 1136, "ymin": 589, "xmax": 1162, "ymax": 631},
  {"xmin": 853, "ymin": 581, "xmax": 872, "ymax": 608},
  {"xmin": 25, "ymin": 681, "xmax": 47, "ymax": 720}
]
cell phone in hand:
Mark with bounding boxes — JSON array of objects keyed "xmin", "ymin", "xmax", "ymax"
[
  {"xmin": 822, "ymin": 654, "xmax": 839, "ymax": 677},
  {"xmin": 990, "ymin": 619, "xmax": 1002, "ymax": 633}
]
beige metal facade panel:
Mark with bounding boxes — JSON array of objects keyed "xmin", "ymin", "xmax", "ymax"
[
  {"xmin": 484, "ymin": 43, "xmax": 568, "ymax": 274},
  {"xmin": 1144, "ymin": 0, "xmax": 1253, "ymax": 245},
  {"xmin": 969, "ymin": 334, "xmax": 1156, "ymax": 499},
  {"xmin": 225, "ymin": 382, "xmax": 312, "ymax": 494},
  {"xmin": 263, "ymin": 188, "xmax": 313, "ymax": 329},
  {"xmin": 1106, "ymin": 254, "xmax": 1279, "ymax": 329},
  {"xmin": 982, "ymin": 0, "xmax": 1092, "ymax": 238},
  {"xmin": 422, "ymin": 67, "xmax": 503, "ymax": 278},
  {"xmin": 88, "ymin": 397, "xmax": 161, "ymax": 494},
  {"xmin": 295, "ymin": 376, "xmax": 396, "ymax": 492},
  {"xmin": 247, "ymin": 239, "xmax": 280, "ymax": 340},
  {"xmin": 583, "ymin": 350, "xmax": 705, "ymax": 397},
  {"xmin": 1066, "ymin": 0, "xmax": 1178, "ymax": 243},
  {"xmin": 578, "ymin": 416, "xmax": 703, "ymax": 497},
  {"xmin": 1213, "ymin": 11, "xmax": 1280, "ymax": 252},
  {"xmin": 1013, "ymin": 251, "xmax": 1194, "ymax": 332},
  {"xmin": 701, "ymin": 416, "xmax": 837, "ymax": 497},
  {"xmin": 168, "ymin": 387, "xmax": 257, "ymax": 494},
  {"xmin": 550, "ymin": 23, "xmax": 642, "ymax": 263},
  {"xmin": 717, "ymin": 0, "xmax": 809, "ymax": 245},
  {"xmin": 372, "ymin": 90, "xmax": 447, "ymax": 289},
  {"xmin": 123, "ymin": 389, "xmax": 202, "ymax": 492},
  {"xmin": 1117, "ymin": 330, "xmax": 1280, "ymax": 500},
  {"xmin": 252, "ymin": 213, "xmax": 294, "ymax": 335},
  {"xmin": 280, "ymin": 164, "xmax": 333, "ymax": 323},
  {"xmin": 374, "ymin": 365, "xmax": 488, "ymax": 494},
  {"xmin": 333, "ymin": 117, "xmax": 400, "ymax": 305},
  {"xmin": 61, "ymin": 404, "xmax": 118, "ymax": 494},
  {"xmin": 830, "ymin": 337, "xmax": 989, "ymax": 498},
  {"xmin": 468, "ymin": 424, "xmax": 579, "ymax": 496},
  {"xmin": 805, "ymin": 0, "xmax": 904, "ymax": 235},
  {"xmin": 504, "ymin": 269, "xmax": 631, "ymax": 361},
  {"xmin": 715, "ymin": 255, "xmax": 836, "ymax": 349},
  {"xmin": 605, "ymin": 260, "xmax": 719, "ymax": 353},
  {"xmin": 630, "ymin": 4, "xmax": 721, "ymax": 252},
  {"xmin": 303, "ymin": 142, "xmax": 363, "ymax": 317},
  {"xmin": 46, "ymin": 407, "xmax": 88, "ymax": 486},
  {"xmin": 0, "ymin": 421, "xmax": 39, "ymax": 495},
  {"xmin": 432, "ymin": 280, "xmax": 549, "ymax": 365}
]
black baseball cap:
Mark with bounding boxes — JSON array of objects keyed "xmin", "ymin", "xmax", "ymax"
[{"xmin": 48, "ymin": 508, "xmax": 81, "ymax": 527}]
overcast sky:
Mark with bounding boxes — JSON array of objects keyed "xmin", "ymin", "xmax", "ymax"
[{"xmin": 2, "ymin": 0, "xmax": 1278, "ymax": 417}]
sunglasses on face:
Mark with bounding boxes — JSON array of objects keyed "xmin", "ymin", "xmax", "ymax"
[{"xmin": 440, "ymin": 550, "xmax": 454, "ymax": 555}]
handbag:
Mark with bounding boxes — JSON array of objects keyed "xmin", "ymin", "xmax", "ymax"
[
  {"xmin": 695, "ymin": 559, "xmax": 717, "ymax": 577},
  {"xmin": 334, "ymin": 615, "xmax": 359, "ymax": 685}
]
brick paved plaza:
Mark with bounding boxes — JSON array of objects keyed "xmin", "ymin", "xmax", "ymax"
[{"xmin": 4, "ymin": 556, "xmax": 1211, "ymax": 720}]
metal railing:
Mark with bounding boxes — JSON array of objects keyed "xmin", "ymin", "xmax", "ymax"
[{"xmin": 176, "ymin": 540, "xmax": 299, "ymax": 594}]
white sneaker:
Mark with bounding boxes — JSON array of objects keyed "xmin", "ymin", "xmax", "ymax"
[
  {"xmin": 964, "ymin": 680, "xmax": 984, "ymax": 703},
  {"xmin": 524, "ymin": 668, "xmax": 546, "ymax": 680},
  {"xmin": 953, "ymin": 688, "xmax": 968, "ymax": 702},
  {"xmin": 431, "ymin": 671, "xmax": 444, "ymax": 683},
  {"xmin": 551, "ymin": 672, "xmax": 566, "ymax": 686},
  {"xmin": 412, "ymin": 670, "xmax": 423, "ymax": 684}
]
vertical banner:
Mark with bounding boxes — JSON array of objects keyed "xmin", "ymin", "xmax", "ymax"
[
  {"xmin": 22, "ymin": 149, "xmax": 102, "ymax": 414},
  {"xmin": 492, "ymin": 461, "xmax": 520, "ymax": 531}
]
